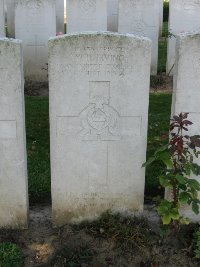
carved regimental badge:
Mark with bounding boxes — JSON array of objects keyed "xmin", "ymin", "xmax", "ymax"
[
  {"xmin": 79, "ymin": 81, "xmax": 121, "ymax": 141},
  {"xmin": 79, "ymin": 0, "xmax": 96, "ymax": 13}
]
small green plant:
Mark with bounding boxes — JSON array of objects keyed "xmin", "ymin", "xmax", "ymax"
[
  {"xmin": 143, "ymin": 113, "xmax": 200, "ymax": 228},
  {"xmin": 0, "ymin": 242, "xmax": 23, "ymax": 267},
  {"xmin": 194, "ymin": 228, "xmax": 200, "ymax": 258}
]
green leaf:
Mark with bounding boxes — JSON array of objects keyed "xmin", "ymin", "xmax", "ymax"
[
  {"xmin": 155, "ymin": 144, "xmax": 169, "ymax": 153},
  {"xmin": 142, "ymin": 156, "xmax": 156, "ymax": 168},
  {"xmin": 156, "ymin": 151, "xmax": 173, "ymax": 169},
  {"xmin": 188, "ymin": 179, "xmax": 200, "ymax": 191},
  {"xmin": 192, "ymin": 202, "xmax": 200, "ymax": 215},
  {"xmin": 180, "ymin": 217, "xmax": 190, "ymax": 225},
  {"xmin": 170, "ymin": 208, "xmax": 180, "ymax": 220},
  {"xmin": 159, "ymin": 176, "xmax": 171, "ymax": 187},
  {"xmin": 162, "ymin": 214, "xmax": 172, "ymax": 225},
  {"xmin": 175, "ymin": 174, "xmax": 186, "ymax": 185},
  {"xmin": 179, "ymin": 192, "xmax": 191, "ymax": 203}
]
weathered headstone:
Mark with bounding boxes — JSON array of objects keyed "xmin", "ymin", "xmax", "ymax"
[
  {"xmin": 168, "ymin": 32, "xmax": 200, "ymax": 222},
  {"xmin": 15, "ymin": 0, "xmax": 56, "ymax": 82},
  {"xmin": 56, "ymin": 0, "xmax": 64, "ymax": 34},
  {"xmin": 49, "ymin": 32, "xmax": 151, "ymax": 225},
  {"xmin": 0, "ymin": 38, "xmax": 28, "ymax": 228},
  {"xmin": 0, "ymin": 0, "xmax": 5, "ymax": 37},
  {"xmin": 66, "ymin": 0, "xmax": 107, "ymax": 33},
  {"xmin": 167, "ymin": 0, "xmax": 200, "ymax": 75},
  {"xmin": 107, "ymin": 0, "xmax": 118, "ymax": 32},
  {"xmin": 118, "ymin": 0, "xmax": 159, "ymax": 75},
  {"xmin": 5, "ymin": 0, "xmax": 15, "ymax": 37}
]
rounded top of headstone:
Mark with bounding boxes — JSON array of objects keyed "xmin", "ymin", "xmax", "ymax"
[
  {"xmin": 48, "ymin": 31, "xmax": 151, "ymax": 48},
  {"xmin": 177, "ymin": 31, "xmax": 200, "ymax": 39},
  {"xmin": 0, "ymin": 38, "xmax": 22, "ymax": 44}
]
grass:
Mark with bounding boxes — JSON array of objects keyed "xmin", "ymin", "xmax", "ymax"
[
  {"xmin": 145, "ymin": 93, "xmax": 172, "ymax": 198},
  {"xmin": 25, "ymin": 93, "xmax": 172, "ymax": 204},
  {"xmin": 25, "ymin": 97, "xmax": 50, "ymax": 204},
  {"xmin": 0, "ymin": 243, "xmax": 23, "ymax": 267},
  {"xmin": 158, "ymin": 22, "xmax": 168, "ymax": 73}
]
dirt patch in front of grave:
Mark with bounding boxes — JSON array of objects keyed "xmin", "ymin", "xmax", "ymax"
[
  {"xmin": 24, "ymin": 74, "xmax": 173, "ymax": 97},
  {"xmin": 150, "ymin": 74, "xmax": 173, "ymax": 93},
  {"xmin": 0, "ymin": 204, "xmax": 199, "ymax": 267},
  {"xmin": 24, "ymin": 81, "xmax": 49, "ymax": 96}
]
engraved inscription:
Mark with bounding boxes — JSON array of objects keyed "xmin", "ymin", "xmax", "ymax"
[
  {"xmin": 132, "ymin": 20, "xmax": 147, "ymax": 36},
  {"xmin": 79, "ymin": 82, "xmax": 120, "ymax": 141},
  {"xmin": 63, "ymin": 46, "xmax": 135, "ymax": 77},
  {"xmin": 0, "ymin": 121, "xmax": 17, "ymax": 139},
  {"xmin": 131, "ymin": 20, "xmax": 155, "ymax": 36},
  {"xmin": 129, "ymin": 0, "xmax": 151, "ymax": 8},
  {"xmin": 79, "ymin": 0, "xmax": 96, "ymax": 13}
]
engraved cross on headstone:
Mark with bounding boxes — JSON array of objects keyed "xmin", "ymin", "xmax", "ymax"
[{"xmin": 56, "ymin": 81, "xmax": 142, "ymax": 190}]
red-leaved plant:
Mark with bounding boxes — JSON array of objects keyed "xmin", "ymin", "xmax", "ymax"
[{"xmin": 143, "ymin": 113, "xmax": 200, "ymax": 228}]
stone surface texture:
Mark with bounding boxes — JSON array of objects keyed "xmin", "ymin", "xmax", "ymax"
[
  {"xmin": 169, "ymin": 32, "xmax": 200, "ymax": 222},
  {"xmin": 118, "ymin": 0, "xmax": 159, "ymax": 75},
  {"xmin": 167, "ymin": 0, "xmax": 200, "ymax": 75},
  {"xmin": 66, "ymin": 0, "xmax": 107, "ymax": 33},
  {"xmin": 5, "ymin": 0, "xmax": 16, "ymax": 37},
  {"xmin": 0, "ymin": 38, "xmax": 28, "ymax": 228},
  {"xmin": 107, "ymin": 0, "xmax": 118, "ymax": 32},
  {"xmin": 15, "ymin": 0, "xmax": 56, "ymax": 82},
  {"xmin": 0, "ymin": 0, "xmax": 5, "ymax": 37},
  {"xmin": 49, "ymin": 32, "xmax": 151, "ymax": 226},
  {"xmin": 56, "ymin": 0, "xmax": 64, "ymax": 33}
]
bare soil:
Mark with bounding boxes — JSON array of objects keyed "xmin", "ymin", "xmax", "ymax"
[{"xmin": 0, "ymin": 205, "xmax": 199, "ymax": 267}]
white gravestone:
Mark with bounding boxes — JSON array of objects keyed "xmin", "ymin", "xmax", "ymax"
[
  {"xmin": 49, "ymin": 32, "xmax": 151, "ymax": 225},
  {"xmin": 0, "ymin": 38, "xmax": 28, "ymax": 228},
  {"xmin": 167, "ymin": 0, "xmax": 200, "ymax": 75},
  {"xmin": 159, "ymin": 0, "xmax": 163, "ymax": 37},
  {"xmin": 0, "ymin": 0, "xmax": 5, "ymax": 37},
  {"xmin": 66, "ymin": 0, "xmax": 107, "ymax": 33},
  {"xmin": 169, "ymin": 32, "xmax": 200, "ymax": 222},
  {"xmin": 118, "ymin": 0, "xmax": 159, "ymax": 75},
  {"xmin": 5, "ymin": 0, "xmax": 15, "ymax": 37},
  {"xmin": 107, "ymin": 0, "xmax": 118, "ymax": 32},
  {"xmin": 56, "ymin": 0, "xmax": 64, "ymax": 33},
  {"xmin": 15, "ymin": 0, "xmax": 56, "ymax": 82}
]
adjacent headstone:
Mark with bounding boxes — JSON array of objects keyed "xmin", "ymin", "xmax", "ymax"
[
  {"xmin": 167, "ymin": 0, "xmax": 200, "ymax": 75},
  {"xmin": 159, "ymin": 0, "xmax": 163, "ymax": 37},
  {"xmin": 0, "ymin": 0, "xmax": 5, "ymax": 37},
  {"xmin": 56, "ymin": 0, "xmax": 64, "ymax": 34},
  {"xmin": 168, "ymin": 32, "xmax": 200, "ymax": 222},
  {"xmin": 118, "ymin": 0, "xmax": 159, "ymax": 75},
  {"xmin": 49, "ymin": 32, "xmax": 151, "ymax": 226},
  {"xmin": 15, "ymin": 0, "xmax": 56, "ymax": 82},
  {"xmin": 107, "ymin": 0, "xmax": 118, "ymax": 32},
  {"xmin": 6, "ymin": 0, "xmax": 15, "ymax": 37},
  {"xmin": 0, "ymin": 38, "xmax": 28, "ymax": 228},
  {"xmin": 66, "ymin": 0, "xmax": 107, "ymax": 33}
]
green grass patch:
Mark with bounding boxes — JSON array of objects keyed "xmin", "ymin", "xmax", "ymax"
[
  {"xmin": 0, "ymin": 243, "xmax": 23, "ymax": 267},
  {"xmin": 25, "ymin": 97, "xmax": 50, "ymax": 204},
  {"xmin": 158, "ymin": 39, "xmax": 167, "ymax": 73},
  {"xmin": 145, "ymin": 93, "xmax": 172, "ymax": 198},
  {"xmin": 25, "ymin": 93, "xmax": 172, "ymax": 203}
]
